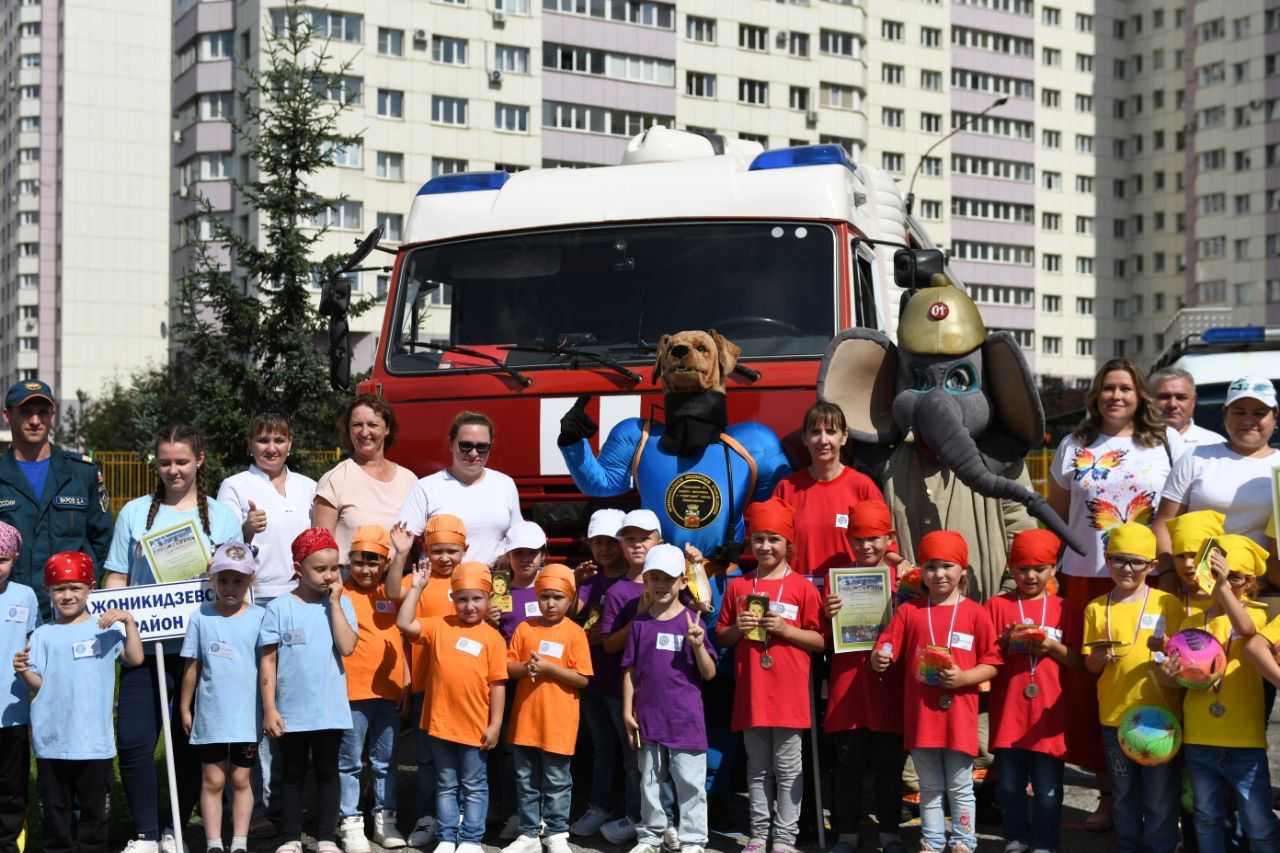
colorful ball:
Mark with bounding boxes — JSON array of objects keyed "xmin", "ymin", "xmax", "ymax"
[
  {"xmin": 1118, "ymin": 705, "xmax": 1182, "ymax": 766},
  {"xmin": 1007, "ymin": 624, "xmax": 1047, "ymax": 655},
  {"xmin": 1167, "ymin": 628, "xmax": 1227, "ymax": 690},
  {"xmin": 896, "ymin": 566, "xmax": 923, "ymax": 604}
]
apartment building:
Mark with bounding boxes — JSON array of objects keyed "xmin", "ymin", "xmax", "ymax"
[{"xmin": 0, "ymin": 0, "xmax": 170, "ymax": 400}]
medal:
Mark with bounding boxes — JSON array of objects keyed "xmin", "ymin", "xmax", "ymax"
[
  {"xmin": 760, "ymin": 653, "xmax": 774, "ymax": 669},
  {"xmin": 938, "ymin": 693, "xmax": 953, "ymax": 710},
  {"xmin": 1024, "ymin": 683, "xmax": 1039, "ymax": 699},
  {"xmin": 1209, "ymin": 702, "xmax": 1226, "ymax": 718}
]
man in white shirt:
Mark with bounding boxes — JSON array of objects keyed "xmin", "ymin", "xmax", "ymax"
[{"xmin": 1150, "ymin": 367, "xmax": 1226, "ymax": 450}]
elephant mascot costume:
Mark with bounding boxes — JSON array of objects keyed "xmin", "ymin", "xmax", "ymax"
[{"xmin": 818, "ymin": 267, "xmax": 1083, "ymax": 597}]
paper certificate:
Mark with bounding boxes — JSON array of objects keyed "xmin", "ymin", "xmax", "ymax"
[
  {"xmin": 830, "ymin": 567, "xmax": 892, "ymax": 654},
  {"xmin": 141, "ymin": 519, "xmax": 211, "ymax": 583}
]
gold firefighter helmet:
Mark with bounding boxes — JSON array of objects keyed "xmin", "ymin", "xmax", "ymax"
[{"xmin": 897, "ymin": 273, "xmax": 986, "ymax": 356}]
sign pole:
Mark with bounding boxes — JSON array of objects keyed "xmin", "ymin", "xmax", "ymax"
[{"xmin": 154, "ymin": 644, "xmax": 185, "ymax": 853}]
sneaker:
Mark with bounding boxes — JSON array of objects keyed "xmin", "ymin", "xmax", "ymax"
[
  {"xmin": 1004, "ymin": 844, "xmax": 1030, "ymax": 853},
  {"xmin": 456, "ymin": 843, "xmax": 484, "ymax": 853},
  {"xmin": 742, "ymin": 838, "xmax": 767, "ymax": 853},
  {"xmin": 771, "ymin": 843, "xmax": 799, "ymax": 853},
  {"xmin": 680, "ymin": 847, "xmax": 705, "ymax": 853},
  {"xmin": 121, "ymin": 842, "xmax": 159, "ymax": 853},
  {"xmin": 160, "ymin": 830, "xmax": 179, "ymax": 853},
  {"xmin": 502, "ymin": 836, "xmax": 542, "ymax": 853},
  {"xmin": 544, "ymin": 833, "xmax": 573, "ymax": 853},
  {"xmin": 274, "ymin": 844, "xmax": 304, "ymax": 853},
  {"xmin": 570, "ymin": 806, "xmax": 611, "ymax": 837},
  {"xmin": 409, "ymin": 817, "xmax": 438, "ymax": 848},
  {"xmin": 339, "ymin": 815, "xmax": 371, "ymax": 853},
  {"xmin": 374, "ymin": 811, "xmax": 407, "ymax": 849},
  {"xmin": 950, "ymin": 845, "xmax": 973, "ymax": 853},
  {"xmin": 318, "ymin": 844, "xmax": 342, "ymax": 853},
  {"xmin": 662, "ymin": 826, "xmax": 680, "ymax": 853},
  {"xmin": 625, "ymin": 845, "xmax": 660, "ymax": 853},
  {"xmin": 917, "ymin": 845, "xmax": 939, "ymax": 853},
  {"xmin": 601, "ymin": 817, "xmax": 639, "ymax": 844},
  {"xmin": 433, "ymin": 843, "xmax": 456, "ymax": 853},
  {"xmin": 501, "ymin": 814, "xmax": 523, "ymax": 841}
]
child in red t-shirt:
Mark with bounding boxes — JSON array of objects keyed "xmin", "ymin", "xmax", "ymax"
[
  {"xmin": 822, "ymin": 500, "xmax": 906, "ymax": 853},
  {"xmin": 715, "ymin": 498, "xmax": 823, "ymax": 853},
  {"xmin": 871, "ymin": 531, "xmax": 999, "ymax": 853},
  {"xmin": 985, "ymin": 529, "xmax": 1083, "ymax": 853}
]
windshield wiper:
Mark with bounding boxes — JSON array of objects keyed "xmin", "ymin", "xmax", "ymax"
[
  {"xmin": 500, "ymin": 343, "xmax": 643, "ymax": 384},
  {"xmin": 405, "ymin": 341, "xmax": 532, "ymax": 388},
  {"xmin": 607, "ymin": 339, "xmax": 762, "ymax": 382}
]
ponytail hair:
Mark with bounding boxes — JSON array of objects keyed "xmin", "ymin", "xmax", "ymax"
[{"xmin": 146, "ymin": 424, "xmax": 212, "ymax": 539}]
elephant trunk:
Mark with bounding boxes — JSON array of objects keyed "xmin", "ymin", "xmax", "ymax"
[{"xmin": 913, "ymin": 391, "xmax": 1086, "ymax": 556}]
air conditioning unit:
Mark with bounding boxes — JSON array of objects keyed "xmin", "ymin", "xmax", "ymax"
[
  {"xmin": 776, "ymin": 30, "xmax": 789, "ymax": 46},
  {"xmin": 1251, "ymin": 98, "xmax": 1264, "ymax": 110},
  {"xmin": 413, "ymin": 28, "xmax": 427, "ymax": 41},
  {"xmin": 172, "ymin": 130, "xmax": 183, "ymax": 144},
  {"xmin": 177, "ymin": 185, "xmax": 189, "ymax": 199},
  {"xmin": 806, "ymin": 109, "xmax": 818, "ymax": 124},
  {"xmin": 22, "ymin": 320, "xmax": 34, "ymax": 333},
  {"xmin": 492, "ymin": 10, "xmax": 506, "ymax": 24},
  {"xmin": 489, "ymin": 69, "xmax": 504, "ymax": 83}
]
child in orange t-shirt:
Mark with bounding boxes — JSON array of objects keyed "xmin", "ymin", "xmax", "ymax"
[
  {"xmin": 502, "ymin": 564, "xmax": 593, "ymax": 853},
  {"xmin": 397, "ymin": 561, "xmax": 507, "ymax": 853},
  {"xmin": 337, "ymin": 525, "xmax": 409, "ymax": 851},
  {"xmin": 386, "ymin": 515, "xmax": 468, "ymax": 848}
]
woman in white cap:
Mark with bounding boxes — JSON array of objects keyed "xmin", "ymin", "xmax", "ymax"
[{"xmin": 1155, "ymin": 376, "xmax": 1279, "ymax": 579}]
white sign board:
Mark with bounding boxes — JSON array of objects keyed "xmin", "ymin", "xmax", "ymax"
[{"xmin": 86, "ymin": 579, "xmax": 220, "ymax": 643}]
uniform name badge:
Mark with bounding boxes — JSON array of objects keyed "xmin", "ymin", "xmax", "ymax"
[
  {"xmin": 208, "ymin": 641, "xmax": 234, "ymax": 659},
  {"xmin": 5, "ymin": 605, "xmax": 28, "ymax": 623},
  {"xmin": 524, "ymin": 600, "xmax": 541, "ymax": 618},
  {"xmin": 537, "ymin": 640, "xmax": 565, "ymax": 658},
  {"xmin": 834, "ymin": 513, "xmax": 849, "ymax": 529},
  {"xmin": 455, "ymin": 636, "xmax": 483, "ymax": 657},
  {"xmin": 375, "ymin": 600, "xmax": 397, "ymax": 614},
  {"xmin": 1139, "ymin": 613, "xmax": 1165, "ymax": 633},
  {"xmin": 73, "ymin": 638, "xmax": 99, "ymax": 659},
  {"xmin": 950, "ymin": 631, "xmax": 975, "ymax": 652},
  {"xmin": 771, "ymin": 601, "xmax": 799, "ymax": 622},
  {"xmin": 280, "ymin": 629, "xmax": 306, "ymax": 646},
  {"xmin": 655, "ymin": 632, "xmax": 685, "ymax": 652}
]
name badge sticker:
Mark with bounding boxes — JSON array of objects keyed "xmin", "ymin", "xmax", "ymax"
[
  {"xmin": 834, "ymin": 513, "xmax": 849, "ymax": 529},
  {"xmin": 524, "ymin": 600, "xmax": 541, "ymax": 618},
  {"xmin": 208, "ymin": 641, "xmax": 234, "ymax": 659},
  {"xmin": 455, "ymin": 636, "xmax": 483, "ymax": 657},
  {"xmin": 5, "ymin": 606, "xmax": 28, "ymax": 623},
  {"xmin": 950, "ymin": 631, "xmax": 975, "ymax": 651},
  {"xmin": 1045, "ymin": 626, "xmax": 1063, "ymax": 642},
  {"xmin": 375, "ymin": 600, "xmax": 397, "ymax": 614},
  {"xmin": 655, "ymin": 632, "xmax": 685, "ymax": 652},
  {"xmin": 281, "ymin": 629, "xmax": 306, "ymax": 646},
  {"xmin": 771, "ymin": 601, "xmax": 799, "ymax": 622},
  {"xmin": 72, "ymin": 639, "xmax": 99, "ymax": 659},
  {"xmin": 1139, "ymin": 613, "xmax": 1165, "ymax": 633},
  {"xmin": 537, "ymin": 640, "xmax": 565, "ymax": 658}
]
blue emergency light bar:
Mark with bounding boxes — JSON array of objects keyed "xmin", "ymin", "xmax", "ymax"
[
  {"xmin": 748, "ymin": 144, "xmax": 856, "ymax": 173},
  {"xmin": 1202, "ymin": 327, "xmax": 1271, "ymax": 344},
  {"xmin": 417, "ymin": 170, "xmax": 511, "ymax": 196}
]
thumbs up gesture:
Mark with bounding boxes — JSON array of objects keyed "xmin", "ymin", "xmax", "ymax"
[{"xmin": 246, "ymin": 500, "xmax": 268, "ymax": 534}]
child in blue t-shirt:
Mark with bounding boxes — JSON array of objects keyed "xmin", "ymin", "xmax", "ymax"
[
  {"xmin": 179, "ymin": 543, "xmax": 265, "ymax": 853},
  {"xmin": 260, "ymin": 529, "xmax": 358, "ymax": 853},
  {"xmin": 0, "ymin": 521, "xmax": 37, "ymax": 849},
  {"xmin": 14, "ymin": 551, "xmax": 143, "ymax": 852}
]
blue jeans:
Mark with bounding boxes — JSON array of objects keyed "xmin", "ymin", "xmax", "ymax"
[
  {"xmin": 1102, "ymin": 725, "xmax": 1180, "ymax": 853},
  {"xmin": 430, "ymin": 736, "xmax": 487, "ymax": 844},
  {"xmin": 1184, "ymin": 745, "xmax": 1280, "ymax": 853},
  {"xmin": 912, "ymin": 748, "xmax": 976, "ymax": 851},
  {"xmin": 637, "ymin": 743, "xmax": 706, "ymax": 846},
  {"xmin": 994, "ymin": 748, "xmax": 1064, "ymax": 851},
  {"xmin": 339, "ymin": 698, "xmax": 400, "ymax": 817},
  {"xmin": 513, "ymin": 746, "xmax": 572, "ymax": 836},
  {"xmin": 411, "ymin": 692, "xmax": 436, "ymax": 819},
  {"xmin": 582, "ymin": 693, "xmax": 622, "ymax": 813}
]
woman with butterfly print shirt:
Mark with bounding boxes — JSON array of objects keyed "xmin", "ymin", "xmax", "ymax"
[{"xmin": 1046, "ymin": 358, "xmax": 1182, "ymax": 833}]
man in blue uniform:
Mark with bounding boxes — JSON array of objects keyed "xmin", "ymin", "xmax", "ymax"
[{"xmin": 0, "ymin": 379, "xmax": 111, "ymax": 618}]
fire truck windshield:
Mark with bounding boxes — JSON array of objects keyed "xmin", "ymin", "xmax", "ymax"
[{"xmin": 386, "ymin": 220, "xmax": 837, "ymax": 376}]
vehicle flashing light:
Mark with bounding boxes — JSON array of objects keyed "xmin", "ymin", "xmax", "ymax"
[
  {"xmin": 748, "ymin": 144, "xmax": 856, "ymax": 174},
  {"xmin": 417, "ymin": 171, "xmax": 511, "ymax": 196}
]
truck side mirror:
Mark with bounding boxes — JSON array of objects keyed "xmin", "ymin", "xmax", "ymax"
[{"xmin": 893, "ymin": 248, "xmax": 946, "ymax": 290}]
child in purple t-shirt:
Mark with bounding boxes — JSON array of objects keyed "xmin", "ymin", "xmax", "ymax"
[{"xmin": 622, "ymin": 544, "xmax": 717, "ymax": 853}]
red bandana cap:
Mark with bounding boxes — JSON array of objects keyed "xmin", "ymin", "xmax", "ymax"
[
  {"xmin": 536, "ymin": 563, "xmax": 577, "ymax": 598},
  {"xmin": 44, "ymin": 551, "xmax": 94, "ymax": 588},
  {"xmin": 744, "ymin": 497, "xmax": 796, "ymax": 542},
  {"xmin": 451, "ymin": 561, "xmax": 493, "ymax": 594},
  {"xmin": 917, "ymin": 530, "xmax": 969, "ymax": 567},
  {"xmin": 292, "ymin": 527, "xmax": 339, "ymax": 565},
  {"xmin": 847, "ymin": 501, "xmax": 893, "ymax": 538},
  {"xmin": 1008, "ymin": 529, "xmax": 1062, "ymax": 567}
]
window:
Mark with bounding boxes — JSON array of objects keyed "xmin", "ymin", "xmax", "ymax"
[
  {"xmin": 495, "ymin": 103, "xmax": 529, "ymax": 132},
  {"xmin": 1043, "ymin": 47, "xmax": 1061, "ymax": 66},
  {"xmin": 740, "ymin": 24, "xmax": 767, "ymax": 51},
  {"xmin": 495, "ymin": 0, "xmax": 529, "ymax": 11},
  {"xmin": 921, "ymin": 113, "xmax": 942, "ymax": 133},
  {"xmin": 1042, "ymin": 295, "xmax": 1061, "ymax": 313},
  {"xmin": 821, "ymin": 29, "xmax": 859, "ymax": 57},
  {"xmin": 1076, "ymin": 12, "xmax": 1093, "ymax": 31},
  {"xmin": 921, "ymin": 27, "xmax": 942, "ymax": 47},
  {"xmin": 1042, "ymin": 130, "xmax": 1061, "ymax": 148},
  {"xmin": 432, "ymin": 157, "xmax": 468, "ymax": 176},
  {"xmin": 882, "ymin": 64, "xmax": 903, "ymax": 84},
  {"xmin": 1042, "ymin": 337, "xmax": 1061, "ymax": 356},
  {"xmin": 314, "ymin": 75, "xmax": 361, "ymax": 104},
  {"xmin": 495, "ymin": 45, "xmax": 530, "ymax": 74},
  {"xmin": 544, "ymin": 0, "xmax": 674, "ymax": 28},
  {"xmin": 17, "ymin": 22, "xmax": 39, "ymax": 37},
  {"xmin": 1042, "ymin": 212, "xmax": 1061, "ymax": 231},
  {"xmin": 788, "ymin": 33, "xmax": 809, "ymax": 57},
  {"xmin": 1076, "ymin": 258, "xmax": 1095, "ymax": 275},
  {"xmin": 1076, "ymin": 53, "xmax": 1094, "ymax": 72},
  {"xmin": 432, "ymin": 96, "xmax": 468, "ymax": 125},
  {"xmin": 969, "ymin": 285, "xmax": 1034, "ymax": 306},
  {"xmin": 922, "ymin": 157, "xmax": 941, "ymax": 176},
  {"xmin": 882, "ymin": 152, "xmax": 904, "ymax": 172},
  {"xmin": 1198, "ymin": 280, "xmax": 1226, "ymax": 302},
  {"xmin": 686, "ymin": 72, "xmax": 715, "ymax": 98},
  {"xmin": 951, "ymin": 27, "xmax": 1034, "ymax": 56},
  {"xmin": 18, "ymin": 117, "xmax": 38, "ymax": 132},
  {"xmin": 17, "ymin": 85, "xmax": 38, "ymax": 100},
  {"xmin": 541, "ymin": 101, "xmax": 674, "ymax": 136},
  {"xmin": 921, "ymin": 70, "xmax": 942, "ymax": 90},
  {"xmin": 1235, "ymin": 194, "xmax": 1252, "ymax": 214},
  {"xmin": 686, "ymin": 16, "xmax": 715, "ymax": 43},
  {"xmin": 311, "ymin": 201, "xmax": 362, "ymax": 230},
  {"xmin": 1075, "ymin": 134, "xmax": 1094, "ymax": 153},
  {"xmin": 952, "ymin": 242, "xmax": 1035, "ymax": 265},
  {"xmin": 952, "ymin": 69, "xmax": 1035, "ymax": 99},
  {"xmin": 919, "ymin": 200, "xmax": 942, "ymax": 219},
  {"xmin": 273, "ymin": 9, "xmax": 362, "ymax": 42},
  {"xmin": 789, "ymin": 87, "xmax": 809, "ymax": 111},
  {"xmin": 1042, "ymin": 171, "xmax": 1061, "ymax": 190},
  {"xmin": 377, "ymin": 89, "xmax": 404, "ymax": 118},
  {"xmin": 820, "ymin": 82, "xmax": 857, "ymax": 110},
  {"xmin": 952, "ymin": 198, "xmax": 1034, "ymax": 223},
  {"xmin": 739, "ymin": 79, "xmax": 768, "ymax": 105},
  {"xmin": 377, "ymin": 212, "xmax": 403, "ymax": 243},
  {"xmin": 1042, "ymin": 6, "xmax": 1060, "ymax": 25},
  {"xmin": 17, "ymin": 149, "xmax": 38, "ymax": 164},
  {"xmin": 1076, "ymin": 216, "xmax": 1095, "ymax": 234},
  {"xmin": 882, "ymin": 20, "xmax": 904, "ymax": 41},
  {"xmin": 1076, "ymin": 339, "xmax": 1094, "ymax": 356},
  {"xmin": 323, "ymin": 140, "xmax": 361, "ymax": 167},
  {"xmin": 1042, "ymin": 254, "xmax": 1061, "ymax": 272},
  {"xmin": 882, "ymin": 108, "xmax": 903, "ymax": 128},
  {"xmin": 377, "ymin": 28, "xmax": 403, "ymax": 56},
  {"xmin": 432, "ymin": 36, "xmax": 468, "ymax": 65},
  {"xmin": 1042, "ymin": 89, "xmax": 1060, "ymax": 108},
  {"xmin": 951, "ymin": 154, "xmax": 1033, "ymax": 182},
  {"xmin": 376, "ymin": 151, "xmax": 403, "ymax": 180},
  {"xmin": 1076, "ymin": 297, "xmax": 1094, "ymax": 315}
]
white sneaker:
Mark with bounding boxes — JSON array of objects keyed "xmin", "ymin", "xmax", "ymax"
[
  {"xmin": 569, "ymin": 806, "xmax": 610, "ymax": 837},
  {"xmin": 600, "ymin": 817, "xmax": 638, "ymax": 844},
  {"xmin": 1004, "ymin": 844, "xmax": 1030, "ymax": 853},
  {"xmin": 339, "ymin": 815, "xmax": 371, "ymax": 853},
  {"xmin": 544, "ymin": 832, "xmax": 573, "ymax": 853},
  {"xmin": 456, "ymin": 843, "xmax": 484, "ymax": 853},
  {"xmin": 502, "ymin": 836, "xmax": 542, "ymax": 853},
  {"xmin": 500, "ymin": 814, "xmax": 523, "ymax": 841},
  {"xmin": 680, "ymin": 846, "xmax": 705, "ymax": 853},
  {"xmin": 159, "ymin": 830, "xmax": 178, "ymax": 853},
  {"xmin": 121, "ymin": 842, "xmax": 159, "ymax": 853},
  {"xmin": 433, "ymin": 843, "xmax": 456, "ymax": 853},
  {"xmin": 373, "ymin": 811, "xmax": 407, "ymax": 849},
  {"xmin": 626, "ymin": 844, "xmax": 660, "ymax": 853},
  {"xmin": 662, "ymin": 826, "xmax": 679, "ymax": 852},
  {"xmin": 409, "ymin": 817, "xmax": 437, "ymax": 848}
]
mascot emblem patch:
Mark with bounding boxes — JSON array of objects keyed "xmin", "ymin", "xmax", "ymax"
[{"xmin": 665, "ymin": 473, "xmax": 722, "ymax": 529}]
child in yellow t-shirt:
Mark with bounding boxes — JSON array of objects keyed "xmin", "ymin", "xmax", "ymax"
[{"xmin": 1083, "ymin": 523, "xmax": 1183, "ymax": 853}]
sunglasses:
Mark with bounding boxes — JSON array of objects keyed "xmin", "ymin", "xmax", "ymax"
[{"xmin": 457, "ymin": 441, "xmax": 491, "ymax": 455}]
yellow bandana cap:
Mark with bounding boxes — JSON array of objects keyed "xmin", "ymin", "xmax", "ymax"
[
  {"xmin": 1164, "ymin": 510, "xmax": 1226, "ymax": 556},
  {"xmin": 1220, "ymin": 534, "xmax": 1269, "ymax": 577},
  {"xmin": 1106, "ymin": 523, "xmax": 1156, "ymax": 561}
]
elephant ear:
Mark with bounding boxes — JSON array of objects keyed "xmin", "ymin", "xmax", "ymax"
[
  {"xmin": 817, "ymin": 329, "xmax": 902, "ymax": 444},
  {"xmin": 983, "ymin": 331, "xmax": 1046, "ymax": 450}
]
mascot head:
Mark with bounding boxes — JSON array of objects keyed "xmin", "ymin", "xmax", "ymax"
[{"xmin": 652, "ymin": 330, "xmax": 741, "ymax": 394}]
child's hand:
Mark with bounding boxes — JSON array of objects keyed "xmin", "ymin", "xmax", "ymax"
[
  {"xmin": 1147, "ymin": 633, "xmax": 1167, "ymax": 653},
  {"xmin": 622, "ymin": 711, "xmax": 640, "ymax": 749},
  {"xmin": 824, "ymin": 592, "xmax": 842, "ymax": 619},
  {"xmin": 884, "ymin": 551, "xmax": 904, "ymax": 568},
  {"xmin": 1209, "ymin": 549, "xmax": 1229, "ymax": 580},
  {"xmin": 1160, "ymin": 651, "xmax": 1182, "ymax": 680},
  {"xmin": 390, "ymin": 522, "xmax": 416, "ymax": 557},
  {"xmin": 683, "ymin": 543, "xmax": 705, "ymax": 565},
  {"xmin": 736, "ymin": 608, "xmax": 760, "ymax": 633},
  {"xmin": 180, "ymin": 706, "xmax": 193, "ymax": 737},
  {"xmin": 760, "ymin": 610, "xmax": 787, "ymax": 638},
  {"xmin": 11, "ymin": 648, "xmax": 29, "ymax": 672},
  {"xmin": 1086, "ymin": 643, "xmax": 1111, "ymax": 666},
  {"xmin": 996, "ymin": 624, "xmax": 1014, "ymax": 650},
  {"xmin": 870, "ymin": 646, "xmax": 892, "ymax": 672},
  {"xmin": 98, "ymin": 609, "xmax": 134, "ymax": 630},
  {"xmin": 396, "ymin": 686, "xmax": 411, "ymax": 716},
  {"xmin": 480, "ymin": 722, "xmax": 501, "ymax": 751},
  {"xmin": 411, "ymin": 562, "xmax": 430, "ymax": 590},
  {"xmin": 685, "ymin": 612, "xmax": 706, "ymax": 646},
  {"xmin": 246, "ymin": 500, "xmax": 268, "ymax": 534},
  {"xmin": 574, "ymin": 560, "xmax": 599, "ymax": 587},
  {"xmin": 263, "ymin": 710, "xmax": 285, "ymax": 739},
  {"xmin": 526, "ymin": 652, "xmax": 542, "ymax": 680},
  {"xmin": 485, "ymin": 606, "xmax": 501, "ymax": 628},
  {"xmin": 327, "ymin": 578, "xmax": 344, "ymax": 606}
]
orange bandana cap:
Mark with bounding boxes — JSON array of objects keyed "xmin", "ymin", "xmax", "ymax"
[
  {"xmin": 917, "ymin": 530, "xmax": 969, "ymax": 567},
  {"xmin": 1008, "ymin": 529, "xmax": 1061, "ymax": 567},
  {"xmin": 744, "ymin": 497, "xmax": 796, "ymax": 542},
  {"xmin": 535, "ymin": 563, "xmax": 576, "ymax": 598},
  {"xmin": 426, "ymin": 514, "xmax": 468, "ymax": 547},
  {"xmin": 350, "ymin": 525, "xmax": 391, "ymax": 558},
  {"xmin": 847, "ymin": 501, "xmax": 893, "ymax": 538},
  {"xmin": 450, "ymin": 561, "xmax": 493, "ymax": 595}
]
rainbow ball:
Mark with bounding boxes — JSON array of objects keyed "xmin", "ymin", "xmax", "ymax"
[
  {"xmin": 1118, "ymin": 705, "xmax": 1182, "ymax": 766},
  {"xmin": 1167, "ymin": 628, "xmax": 1227, "ymax": 690}
]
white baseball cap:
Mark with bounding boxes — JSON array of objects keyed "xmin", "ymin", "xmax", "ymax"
[
  {"xmin": 587, "ymin": 508, "xmax": 626, "ymax": 539},
  {"xmin": 643, "ymin": 543, "xmax": 685, "ymax": 577},
  {"xmin": 617, "ymin": 509, "xmax": 661, "ymax": 535},
  {"xmin": 1224, "ymin": 376, "xmax": 1278, "ymax": 409},
  {"xmin": 503, "ymin": 520, "xmax": 547, "ymax": 552}
]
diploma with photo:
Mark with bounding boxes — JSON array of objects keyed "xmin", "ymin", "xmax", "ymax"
[
  {"xmin": 141, "ymin": 519, "xmax": 211, "ymax": 583},
  {"xmin": 829, "ymin": 567, "xmax": 892, "ymax": 654}
]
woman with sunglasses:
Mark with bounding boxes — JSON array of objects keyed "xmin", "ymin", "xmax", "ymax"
[
  {"xmin": 314, "ymin": 393, "xmax": 418, "ymax": 564},
  {"xmin": 395, "ymin": 410, "xmax": 523, "ymax": 566}
]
